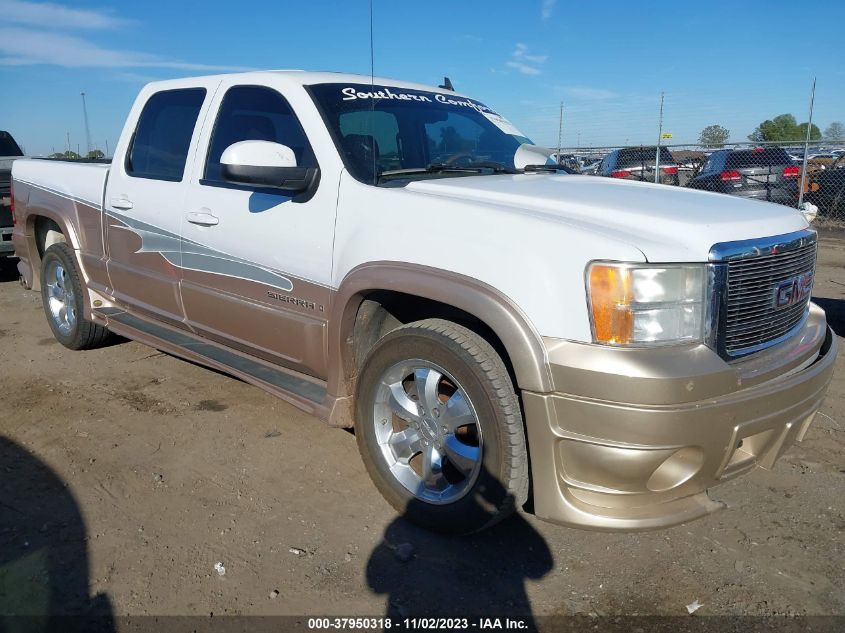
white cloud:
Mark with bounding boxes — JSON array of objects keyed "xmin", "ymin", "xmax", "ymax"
[
  {"xmin": 513, "ymin": 43, "xmax": 548, "ymax": 64},
  {"xmin": 0, "ymin": 26, "xmax": 252, "ymax": 71},
  {"xmin": 541, "ymin": 0, "xmax": 557, "ymax": 20},
  {"xmin": 506, "ymin": 43, "xmax": 547, "ymax": 75},
  {"xmin": 562, "ymin": 85, "xmax": 618, "ymax": 100},
  {"xmin": 506, "ymin": 61, "xmax": 542, "ymax": 76},
  {"xmin": 1, "ymin": 0, "xmax": 129, "ymax": 29}
]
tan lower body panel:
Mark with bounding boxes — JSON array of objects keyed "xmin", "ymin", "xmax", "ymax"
[
  {"xmin": 523, "ymin": 321, "xmax": 837, "ymax": 531},
  {"xmin": 94, "ymin": 308, "xmax": 328, "ymax": 418}
]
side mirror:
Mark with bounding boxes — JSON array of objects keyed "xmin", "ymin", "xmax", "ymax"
[
  {"xmin": 513, "ymin": 143, "xmax": 556, "ymax": 169},
  {"xmin": 221, "ymin": 140, "xmax": 318, "ymax": 193}
]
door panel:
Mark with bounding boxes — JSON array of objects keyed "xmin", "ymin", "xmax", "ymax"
[
  {"xmin": 180, "ymin": 82, "xmax": 338, "ymax": 379},
  {"xmin": 104, "ymin": 84, "xmax": 216, "ymax": 326}
]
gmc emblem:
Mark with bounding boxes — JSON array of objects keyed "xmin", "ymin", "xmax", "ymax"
[{"xmin": 773, "ymin": 272, "xmax": 813, "ymax": 309}]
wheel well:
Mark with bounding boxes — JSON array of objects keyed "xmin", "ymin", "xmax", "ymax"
[
  {"xmin": 351, "ymin": 290, "xmax": 518, "ymax": 388},
  {"xmin": 34, "ymin": 216, "xmax": 65, "ymax": 257}
]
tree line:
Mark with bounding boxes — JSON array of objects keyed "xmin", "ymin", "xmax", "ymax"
[
  {"xmin": 48, "ymin": 149, "xmax": 105, "ymax": 160},
  {"xmin": 698, "ymin": 118, "xmax": 844, "ymax": 148}
]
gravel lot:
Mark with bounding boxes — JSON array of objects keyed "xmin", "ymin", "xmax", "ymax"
[{"xmin": 1, "ymin": 235, "xmax": 844, "ymax": 623}]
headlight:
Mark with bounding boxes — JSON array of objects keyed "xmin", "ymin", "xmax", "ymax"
[{"xmin": 587, "ymin": 262, "xmax": 706, "ymax": 346}]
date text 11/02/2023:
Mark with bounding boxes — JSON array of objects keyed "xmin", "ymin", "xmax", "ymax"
[{"xmin": 306, "ymin": 617, "xmax": 530, "ymax": 630}]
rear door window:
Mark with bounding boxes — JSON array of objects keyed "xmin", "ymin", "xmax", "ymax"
[{"xmin": 126, "ymin": 88, "xmax": 206, "ymax": 181}]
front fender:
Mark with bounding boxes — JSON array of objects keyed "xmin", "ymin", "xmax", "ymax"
[{"xmin": 323, "ymin": 261, "xmax": 553, "ymax": 427}]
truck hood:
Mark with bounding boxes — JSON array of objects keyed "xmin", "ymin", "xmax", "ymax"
[{"xmin": 405, "ymin": 174, "xmax": 809, "ymax": 261}]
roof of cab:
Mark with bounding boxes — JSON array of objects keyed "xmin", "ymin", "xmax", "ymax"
[{"xmin": 141, "ymin": 70, "xmax": 470, "ymax": 99}]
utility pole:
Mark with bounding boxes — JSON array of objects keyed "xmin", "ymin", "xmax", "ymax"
[
  {"xmin": 654, "ymin": 91, "xmax": 665, "ymax": 183},
  {"xmin": 105, "ymin": 139, "xmax": 110, "ymax": 158},
  {"xmin": 556, "ymin": 102, "xmax": 563, "ymax": 163},
  {"xmin": 81, "ymin": 92, "xmax": 93, "ymax": 156},
  {"xmin": 66, "ymin": 131, "xmax": 71, "ymax": 154},
  {"xmin": 798, "ymin": 78, "xmax": 816, "ymax": 209}
]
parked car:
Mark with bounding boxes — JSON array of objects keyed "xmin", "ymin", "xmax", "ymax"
[
  {"xmin": 0, "ymin": 130, "xmax": 24, "ymax": 254},
  {"xmin": 686, "ymin": 147, "xmax": 800, "ymax": 206},
  {"xmin": 579, "ymin": 158, "xmax": 602, "ymax": 175},
  {"xmin": 550, "ymin": 153, "xmax": 582, "ymax": 173},
  {"xmin": 594, "ymin": 146, "xmax": 680, "ymax": 185},
  {"xmin": 807, "ymin": 154, "xmax": 845, "ymax": 216},
  {"xmin": 11, "ymin": 71, "xmax": 835, "ymax": 533}
]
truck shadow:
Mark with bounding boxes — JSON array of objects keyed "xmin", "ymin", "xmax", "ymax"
[
  {"xmin": 813, "ymin": 297, "xmax": 845, "ymax": 337},
  {"xmin": 0, "ymin": 256, "xmax": 19, "ymax": 283},
  {"xmin": 366, "ymin": 472, "xmax": 553, "ymax": 625},
  {"xmin": 0, "ymin": 436, "xmax": 114, "ymax": 632}
]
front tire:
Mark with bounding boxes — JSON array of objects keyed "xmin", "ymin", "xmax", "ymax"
[
  {"xmin": 40, "ymin": 243, "xmax": 113, "ymax": 350},
  {"xmin": 355, "ymin": 319, "xmax": 529, "ymax": 533}
]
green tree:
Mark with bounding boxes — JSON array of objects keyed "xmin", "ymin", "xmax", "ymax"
[
  {"xmin": 699, "ymin": 124, "xmax": 730, "ymax": 148},
  {"xmin": 797, "ymin": 122, "xmax": 822, "ymax": 142},
  {"xmin": 748, "ymin": 114, "xmax": 820, "ymax": 143},
  {"xmin": 86, "ymin": 149, "xmax": 104, "ymax": 159},
  {"xmin": 825, "ymin": 121, "xmax": 845, "ymax": 142},
  {"xmin": 49, "ymin": 150, "xmax": 80, "ymax": 159}
]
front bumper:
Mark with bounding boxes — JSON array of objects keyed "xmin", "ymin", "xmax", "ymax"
[{"xmin": 523, "ymin": 303, "xmax": 837, "ymax": 531}]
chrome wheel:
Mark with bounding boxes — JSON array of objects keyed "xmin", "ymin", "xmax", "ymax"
[
  {"xmin": 373, "ymin": 360, "xmax": 483, "ymax": 504},
  {"xmin": 45, "ymin": 260, "xmax": 76, "ymax": 336}
]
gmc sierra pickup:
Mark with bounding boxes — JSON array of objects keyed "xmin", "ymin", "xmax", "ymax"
[
  {"xmin": 11, "ymin": 71, "xmax": 836, "ymax": 533},
  {"xmin": 0, "ymin": 130, "xmax": 24, "ymax": 254}
]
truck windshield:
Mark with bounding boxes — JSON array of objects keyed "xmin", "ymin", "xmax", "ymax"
[
  {"xmin": 0, "ymin": 132, "xmax": 23, "ymax": 157},
  {"xmin": 307, "ymin": 83, "xmax": 532, "ymax": 185}
]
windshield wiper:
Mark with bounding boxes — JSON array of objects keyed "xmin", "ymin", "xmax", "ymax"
[
  {"xmin": 522, "ymin": 164, "xmax": 576, "ymax": 174},
  {"xmin": 460, "ymin": 160, "xmax": 519, "ymax": 174},
  {"xmin": 377, "ymin": 161, "xmax": 518, "ymax": 182}
]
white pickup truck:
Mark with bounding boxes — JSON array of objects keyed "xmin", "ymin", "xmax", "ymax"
[{"xmin": 11, "ymin": 71, "xmax": 836, "ymax": 533}]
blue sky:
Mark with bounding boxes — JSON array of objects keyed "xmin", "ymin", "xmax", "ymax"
[{"xmin": 1, "ymin": 0, "xmax": 843, "ymax": 155}]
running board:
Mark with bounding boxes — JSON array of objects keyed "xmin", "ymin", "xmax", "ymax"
[{"xmin": 97, "ymin": 308, "xmax": 326, "ymax": 405}]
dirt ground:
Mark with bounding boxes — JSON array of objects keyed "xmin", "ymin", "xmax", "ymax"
[{"xmin": 1, "ymin": 235, "xmax": 844, "ymax": 624}]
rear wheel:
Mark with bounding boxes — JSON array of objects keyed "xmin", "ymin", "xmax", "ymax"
[
  {"xmin": 355, "ymin": 319, "xmax": 529, "ymax": 533},
  {"xmin": 40, "ymin": 243, "xmax": 113, "ymax": 350}
]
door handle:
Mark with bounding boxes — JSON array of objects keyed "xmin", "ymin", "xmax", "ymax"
[
  {"xmin": 110, "ymin": 197, "xmax": 134, "ymax": 210},
  {"xmin": 185, "ymin": 211, "xmax": 219, "ymax": 227}
]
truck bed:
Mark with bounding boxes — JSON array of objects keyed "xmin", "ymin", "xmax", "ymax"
[{"xmin": 12, "ymin": 158, "xmax": 110, "ymax": 211}]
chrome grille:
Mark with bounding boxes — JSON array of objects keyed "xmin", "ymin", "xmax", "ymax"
[{"xmin": 721, "ymin": 237, "xmax": 816, "ymax": 356}]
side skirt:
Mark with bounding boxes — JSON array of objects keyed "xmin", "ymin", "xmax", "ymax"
[{"xmin": 94, "ymin": 308, "xmax": 329, "ymax": 419}]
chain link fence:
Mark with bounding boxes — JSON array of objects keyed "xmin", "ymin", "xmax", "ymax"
[
  {"xmin": 530, "ymin": 78, "xmax": 844, "ymax": 226},
  {"xmin": 553, "ymin": 141, "xmax": 845, "ymax": 226}
]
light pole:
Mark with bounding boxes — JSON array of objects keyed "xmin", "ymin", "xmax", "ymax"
[{"xmin": 81, "ymin": 92, "xmax": 93, "ymax": 156}]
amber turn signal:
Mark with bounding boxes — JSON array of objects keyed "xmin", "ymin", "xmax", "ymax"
[{"xmin": 588, "ymin": 264, "xmax": 634, "ymax": 344}]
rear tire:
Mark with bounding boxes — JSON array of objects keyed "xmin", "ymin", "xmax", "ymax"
[
  {"xmin": 355, "ymin": 318, "xmax": 529, "ymax": 533},
  {"xmin": 40, "ymin": 243, "xmax": 113, "ymax": 350}
]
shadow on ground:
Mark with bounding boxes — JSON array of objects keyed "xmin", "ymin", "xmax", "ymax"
[
  {"xmin": 0, "ymin": 257, "xmax": 19, "ymax": 284},
  {"xmin": 813, "ymin": 297, "xmax": 845, "ymax": 337},
  {"xmin": 0, "ymin": 436, "xmax": 114, "ymax": 631},
  {"xmin": 366, "ymin": 473, "xmax": 553, "ymax": 625}
]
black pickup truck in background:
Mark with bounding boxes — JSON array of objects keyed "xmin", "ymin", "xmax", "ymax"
[{"xmin": 1, "ymin": 131, "xmax": 24, "ymax": 254}]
